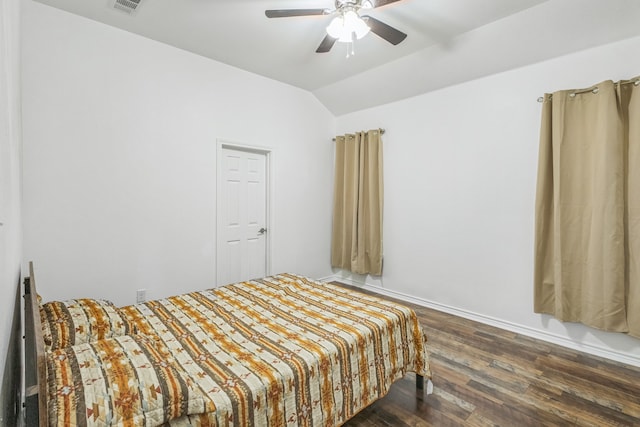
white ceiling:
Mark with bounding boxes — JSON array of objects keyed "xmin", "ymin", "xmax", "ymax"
[{"xmin": 32, "ymin": 0, "xmax": 640, "ymax": 115}]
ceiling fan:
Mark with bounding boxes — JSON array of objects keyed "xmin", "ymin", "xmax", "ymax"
[{"xmin": 265, "ymin": 0, "xmax": 407, "ymax": 54}]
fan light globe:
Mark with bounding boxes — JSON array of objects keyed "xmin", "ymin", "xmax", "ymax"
[
  {"xmin": 353, "ymin": 16, "xmax": 371, "ymax": 38},
  {"xmin": 326, "ymin": 16, "xmax": 344, "ymax": 38},
  {"xmin": 326, "ymin": 10, "xmax": 370, "ymax": 42}
]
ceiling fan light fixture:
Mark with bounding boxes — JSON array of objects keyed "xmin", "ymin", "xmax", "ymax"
[{"xmin": 326, "ymin": 10, "xmax": 370, "ymax": 42}]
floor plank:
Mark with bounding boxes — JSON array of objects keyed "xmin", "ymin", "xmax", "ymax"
[{"xmin": 334, "ymin": 283, "xmax": 640, "ymax": 427}]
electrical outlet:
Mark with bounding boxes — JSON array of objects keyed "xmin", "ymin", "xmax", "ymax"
[{"xmin": 136, "ymin": 289, "xmax": 147, "ymax": 303}]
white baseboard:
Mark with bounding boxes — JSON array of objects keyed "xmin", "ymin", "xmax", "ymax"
[{"xmin": 320, "ymin": 275, "xmax": 640, "ymax": 368}]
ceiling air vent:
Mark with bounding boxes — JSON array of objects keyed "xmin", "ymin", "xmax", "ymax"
[{"xmin": 113, "ymin": 0, "xmax": 142, "ymax": 14}]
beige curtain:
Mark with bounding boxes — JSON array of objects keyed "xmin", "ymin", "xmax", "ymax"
[
  {"xmin": 534, "ymin": 77, "xmax": 640, "ymax": 337},
  {"xmin": 331, "ymin": 130, "xmax": 384, "ymax": 275}
]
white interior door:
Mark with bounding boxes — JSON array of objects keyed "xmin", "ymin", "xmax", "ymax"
[{"xmin": 217, "ymin": 146, "xmax": 268, "ymax": 286}]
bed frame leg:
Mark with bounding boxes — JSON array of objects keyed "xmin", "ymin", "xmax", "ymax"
[{"xmin": 416, "ymin": 374, "xmax": 424, "ymax": 390}]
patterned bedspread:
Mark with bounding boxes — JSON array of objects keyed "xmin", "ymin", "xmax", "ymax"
[{"xmin": 47, "ymin": 273, "xmax": 431, "ymax": 427}]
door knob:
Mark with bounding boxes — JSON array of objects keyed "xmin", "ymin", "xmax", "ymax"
[{"xmin": 258, "ymin": 227, "xmax": 267, "ymax": 235}]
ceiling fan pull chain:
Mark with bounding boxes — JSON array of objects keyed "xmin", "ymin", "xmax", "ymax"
[
  {"xmin": 346, "ymin": 33, "xmax": 356, "ymax": 58},
  {"xmin": 351, "ymin": 34, "xmax": 356, "ymax": 56}
]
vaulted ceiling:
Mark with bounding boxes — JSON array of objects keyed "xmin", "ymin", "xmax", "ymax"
[{"xmin": 32, "ymin": 0, "xmax": 640, "ymax": 115}]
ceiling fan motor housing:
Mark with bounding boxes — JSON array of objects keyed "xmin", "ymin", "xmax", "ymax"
[{"xmin": 336, "ymin": 0, "xmax": 367, "ymax": 11}]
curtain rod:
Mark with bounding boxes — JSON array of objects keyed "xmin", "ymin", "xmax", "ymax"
[
  {"xmin": 537, "ymin": 78, "xmax": 640, "ymax": 102},
  {"xmin": 332, "ymin": 128, "xmax": 386, "ymax": 141}
]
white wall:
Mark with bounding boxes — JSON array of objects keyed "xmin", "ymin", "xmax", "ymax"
[
  {"xmin": 335, "ymin": 35, "xmax": 640, "ymax": 366},
  {"xmin": 0, "ymin": 0, "xmax": 23, "ymax": 423},
  {"xmin": 21, "ymin": 1, "xmax": 336, "ymax": 306}
]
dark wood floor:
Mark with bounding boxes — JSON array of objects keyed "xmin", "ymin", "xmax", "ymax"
[{"xmin": 335, "ymin": 283, "xmax": 640, "ymax": 427}]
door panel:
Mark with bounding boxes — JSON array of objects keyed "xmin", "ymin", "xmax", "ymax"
[{"xmin": 217, "ymin": 147, "xmax": 268, "ymax": 286}]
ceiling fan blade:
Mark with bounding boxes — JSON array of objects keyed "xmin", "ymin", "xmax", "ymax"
[
  {"xmin": 370, "ymin": 0, "xmax": 402, "ymax": 8},
  {"xmin": 362, "ymin": 15, "xmax": 407, "ymax": 45},
  {"xmin": 316, "ymin": 34, "xmax": 338, "ymax": 53},
  {"xmin": 265, "ymin": 9, "xmax": 327, "ymax": 18}
]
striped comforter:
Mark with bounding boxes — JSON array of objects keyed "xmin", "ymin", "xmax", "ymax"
[{"xmin": 47, "ymin": 274, "xmax": 431, "ymax": 427}]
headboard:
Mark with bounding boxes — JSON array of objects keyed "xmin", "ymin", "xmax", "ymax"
[{"xmin": 24, "ymin": 261, "xmax": 47, "ymax": 427}]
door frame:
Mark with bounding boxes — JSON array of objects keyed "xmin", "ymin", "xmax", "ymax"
[{"xmin": 216, "ymin": 139, "xmax": 273, "ymax": 286}]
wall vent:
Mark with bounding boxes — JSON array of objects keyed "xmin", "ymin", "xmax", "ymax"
[{"xmin": 113, "ymin": 0, "xmax": 142, "ymax": 14}]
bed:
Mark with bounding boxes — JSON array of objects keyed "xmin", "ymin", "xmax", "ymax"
[{"xmin": 24, "ymin": 262, "xmax": 432, "ymax": 426}]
